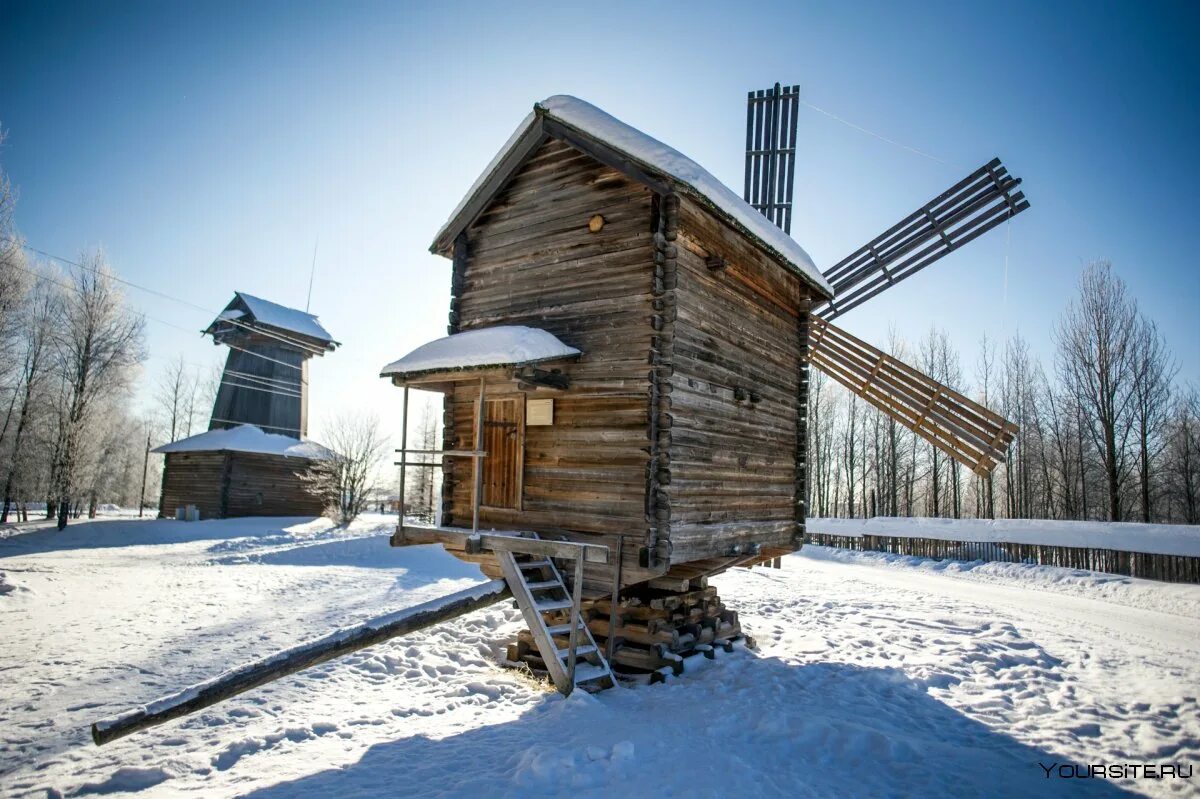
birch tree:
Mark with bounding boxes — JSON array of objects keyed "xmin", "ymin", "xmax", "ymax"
[{"xmin": 51, "ymin": 254, "xmax": 146, "ymax": 529}]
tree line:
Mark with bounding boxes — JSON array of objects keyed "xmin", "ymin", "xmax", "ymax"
[
  {"xmin": 0, "ymin": 145, "xmax": 230, "ymax": 527},
  {"xmin": 806, "ymin": 260, "xmax": 1199, "ymax": 525}
]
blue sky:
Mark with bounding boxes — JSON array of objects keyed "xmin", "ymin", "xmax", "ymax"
[{"xmin": 1, "ymin": 0, "xmax": 1197, "ymax": 444}]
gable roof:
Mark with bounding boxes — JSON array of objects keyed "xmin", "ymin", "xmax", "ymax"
[
  {"xmin": 432, "ymin": 95, "xmax": 833, "ymax": 299},
  {"xmin": 380, "ymin": 326, "xmax": 581, "ymax": 381},
  {"xmin": 206, "ymin": 292, "xmax": 338, "ymax": 348}
]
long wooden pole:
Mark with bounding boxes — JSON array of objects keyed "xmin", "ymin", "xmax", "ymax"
[{"xmin": 90, "ymin": 580, "xmax": 511, "ymax": 746}]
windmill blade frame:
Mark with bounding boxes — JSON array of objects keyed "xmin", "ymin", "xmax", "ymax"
[
  {"xmin": 814, "ymin": 158, "xmax": 1029, "ymax": 321},
  {"xmin": 808, "ymin": 316, "xmax": 1017, "ymax": 476}
]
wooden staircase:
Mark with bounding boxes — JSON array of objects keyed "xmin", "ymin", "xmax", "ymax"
[{"xmin": 496, "ymin": 545, "xmax": 614, "ymax": 694}]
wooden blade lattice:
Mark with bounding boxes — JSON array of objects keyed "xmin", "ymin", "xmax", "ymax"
[
  {"xmin": 743, "ymin": 83, "xmax": 801, "ymax": 234},
  {"xmin": 815, "ymin": 158, "xmax": 1029, "ymax": 321},
  {"xmin": 808, "ymin": 316, "xmax": 1017, "ymax": 476}
]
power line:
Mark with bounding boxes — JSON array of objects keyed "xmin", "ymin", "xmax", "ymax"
[
  {"xmin": 8, "ymin": 238, "xmax": 332, "ymax": 357},
  {"xmin": 219, "ymin": 379, "xmax": 302, "ymax": 400},
  {"xmin": 799, "ymin": 99, "xmax": 959, "ymax": 168},
  {"xmin": 8, "ymin": 258, "xmax": 306, "ymax": 375}
]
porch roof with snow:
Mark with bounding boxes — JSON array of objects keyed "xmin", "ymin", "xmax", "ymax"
[
  {"xmin": 379, "ymin": 326, "xmax": 581, "ymax": 384},
  {"xmin": 204, "ymin": 292, "xmax": 339, "ymax": 351},
  {"xmin": 153, "ymin": 425, "xmax": 334, "ymax": 460},
  {"xmin": 431, "ymin": 95, "xmax": 833, "ymax": 299}
]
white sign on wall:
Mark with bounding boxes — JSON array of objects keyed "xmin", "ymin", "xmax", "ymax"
[{"xmin": 526, "ymin": 398, "xmax": 554, "ymax": 426}]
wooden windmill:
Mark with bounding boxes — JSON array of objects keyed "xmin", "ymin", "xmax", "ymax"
[
  {"xmin": 151, "ymin": 293, "xmax": 339, "ymax": 520},
  {"xmin": 746, "ymin": 84, "xmax": 1026, "ymax": 476}
]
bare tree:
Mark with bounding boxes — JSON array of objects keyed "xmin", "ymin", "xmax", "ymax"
[
  {"xmin": 1055, "ymin": 261, "xmax": 1139, "ymax": 521},
  {"xmin": 0, "ymin": 132, "xmax": 29, "ymax": 375},
  {"xmin": 404, "ymin": 401, "xmax": 440, "ymax": 522},
  {"xmin": 51, "ymin": 254, "xmax": 146, "ymax": 528},
  {"xmin": 303, "ymin": 413, "xmax": 389, "ymax": 525},
  {"xmin": 1129, "ymin": 316, "xmax": 1175, "ymax": 522},
  {"xmin": 155, "ymin": 355, "xmax": 192, "ymax": 442},
  {"xmin": 1165, "ymin": 389, "xmax": 1200, "ymax": 523},
  {"xmin": 1, "ymin": 278, "xmax": 61, "ymax": 521}
]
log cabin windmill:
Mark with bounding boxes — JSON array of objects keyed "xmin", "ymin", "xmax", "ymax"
[
  {"xmin": 91, "ymin": 91, "xmax": 1032, "ymax": 743},
  {"xmin": 152, "ymin": 293, "xmax": 339, "ymax": 520},
  {"xmin": 745, "ymin": 83, "xmax": 1026, "ymax": 479},
  {"xmin": 373, "ymin": 91, "xmax": 1026, "ymax": 687}
]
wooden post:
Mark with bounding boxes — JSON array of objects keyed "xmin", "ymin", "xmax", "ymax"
[
  {"xmin": 398, "ymin": 385, "xmax": 409, "ymax": 533},
  {"xmin": 566, "ymin": 554, "xmax": 584, "ymax": 693},
  {"xmin": 606, "ymin": 536, "xmax": 622, "ymax": 664},
  {"xmin": 138, "ymin": 429, "xmax": 151, "ymax": 518},
  {"xmin": 91, "ymin": 580, "xmax": 511, "ymax": 746},
  {"xmin": 471, "ymin": 377, "xmax": 486, "ymax": 534}
]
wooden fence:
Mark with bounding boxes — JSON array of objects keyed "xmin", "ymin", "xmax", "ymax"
[{"xmin": 805, "ymin": 532, "xmax": 1200, "ymax": 584}]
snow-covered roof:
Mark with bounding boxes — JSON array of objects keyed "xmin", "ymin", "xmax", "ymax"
[
  {"xmin": 433, "ymin": 95, "xmax": 833, "ymax": 298},
  {"xmin": 154, "ymin": 425, "xmax": 334, "ymax": 460},
  {"xmin": 228, "ymin": 292, "xmax": 336, "ymax": 346},
  {"xmin": 380, "ymin": 326, "xmax": 580, "ymax": 380}
]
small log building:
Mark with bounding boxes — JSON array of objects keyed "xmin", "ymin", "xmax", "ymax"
[{"xmin": 155, "ymin": 426, "xmax": 332, "ymax": 520}]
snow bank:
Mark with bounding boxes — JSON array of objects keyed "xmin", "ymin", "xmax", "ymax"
[
  {"xmin": 153, "ymin": 425, "xmax": 333, "ymax": 459},
  {"xmin": 380, "ymin": 326, "xmax": 580, "ymax": 379},
  {"xmin": 808, "ymin": 516, "xmax": 1200, "ymax": 558},
  {"xmin": 434, "ymin": 96, "xmax": 833, "ymax": 297},
  {"xmin": 235, "ymin": 292, "xmax": 334, "ymax": 344}
]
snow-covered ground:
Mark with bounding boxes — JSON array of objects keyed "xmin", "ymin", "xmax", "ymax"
[{"xmin": 1, "ymin": 515, "xmax": 1197, "ymax": 797}]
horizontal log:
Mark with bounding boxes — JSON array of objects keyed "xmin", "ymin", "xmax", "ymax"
[{"xmin": 91, "ymin": 580, "xmax": 512, "ymax": 746}]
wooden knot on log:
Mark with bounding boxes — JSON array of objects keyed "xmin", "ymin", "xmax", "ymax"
[{"xmin": 588, "ymin": 214, "xmax": 605, "ymax": 233}]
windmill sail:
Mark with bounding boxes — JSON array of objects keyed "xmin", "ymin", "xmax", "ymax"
[
  {"xmin": 808, "ymin": 316, "xmax": 1016, "ymax": 476},
  {"xmin": 736, "ymin": 86, "xmax": 1021, "ymax": 471},
  {"xmin": 814, "ymin": 158, "xmax": 1029, "ymax": 321},
  {"xmin": 744, "ymin": 84, "xmax": 801, "ymax": 234}
]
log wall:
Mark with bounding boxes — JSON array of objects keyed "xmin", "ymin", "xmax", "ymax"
[
  {"xmin": 158, "ymin": 451, "xmax": 325, "ymax": 520},
  {"xmin": 663, "ymin": 195, "xmax": 813, "ymax": 563},
  {"xmin": 444, "ymin": 139, "xmax": 657, "ymax": 587}
]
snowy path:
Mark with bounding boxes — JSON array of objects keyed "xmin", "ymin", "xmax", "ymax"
[{"xmin": 0, "ymin": 517, "xmax": 1196, "ymax": 797}]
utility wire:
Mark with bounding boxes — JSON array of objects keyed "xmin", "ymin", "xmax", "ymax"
[
  {"xmin": 7, "ymin": 238, "xmax": 332, "ymax": 357},
  {"xmin": 8, "ymin": 258, "xmax": 307, "ymax": 376},
  {"xmin": 799, "ymin": 99, "xmax": 958, "ymax": 168}
]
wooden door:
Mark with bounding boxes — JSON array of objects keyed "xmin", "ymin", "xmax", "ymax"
[{"xmin": 482, "ymin": 397, "xmax": 523, "ymax": 509}]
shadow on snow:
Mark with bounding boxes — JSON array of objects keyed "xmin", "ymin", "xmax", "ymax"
[{"xmin": 240, "ymin": 657, "xmax": 1138, "ymax": 799}]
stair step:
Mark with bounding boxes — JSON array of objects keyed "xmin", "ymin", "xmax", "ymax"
[
  {"xmin": 535, "ymin": 598, "xmax": 573, "ymax": 612},
  {"xmin": 519, "ymin": 560, "xmax": 552, "ymax": 570},
  {"xmin": 545, "ymin": 623, "xmax": 582, "ymax": 636},
  {"xmin": 573, "ymin": 663, "xmax": 611, "ymax": 684},
  {"xmin": 557, "ymin": 644, "xmax": 598, "ymax": 659},
  {"xmin": 524, "ymin": 580, "xmax": 561, "ymax": 591}
]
